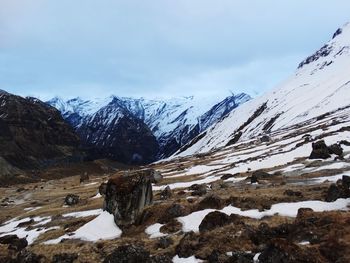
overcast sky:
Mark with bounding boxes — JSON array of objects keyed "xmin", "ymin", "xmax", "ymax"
[{"xmin": 1, "ymin": 0, "xmax": 350, "ymax": 100}]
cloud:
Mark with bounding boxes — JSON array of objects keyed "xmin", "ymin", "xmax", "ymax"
[{"xmin": 0, "ymin": 0, "xmax": 350, "ymax": 99}]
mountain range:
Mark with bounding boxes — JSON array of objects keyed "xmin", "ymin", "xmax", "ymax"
[{"xmin": 47, "ymin": 93, "xmax": 250, "ymax": 162}]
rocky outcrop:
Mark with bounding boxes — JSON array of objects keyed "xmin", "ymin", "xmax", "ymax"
[
  {"xmin": 0, "ymin": 90, "xmax": 83, "ymax": 181},
  {"xmin": 309, "ymin": 140, "xmax": 344, "ymax": 159},
  {"xmin": 104, "ymin": 171, "xmax": 153, "ymax": 227},
  {"xmin": 0, "ymin": 235, "xmax": 28, "ymax": 251},
  {"xmin": 325, "ymin": 176, "xmax": 350, "ymax": 202}
]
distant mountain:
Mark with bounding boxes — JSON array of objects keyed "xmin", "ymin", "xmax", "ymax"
[
  {"xmin": 176, "ymin": 22, "xmax": 350, "ymax": 157},
  {"xmin": 48, "ymin": 93, "xmax": 250, "ymax": 160},
  {"xmin": 0, "ymin": 90, "xmax": 83, "ymax": 180}
]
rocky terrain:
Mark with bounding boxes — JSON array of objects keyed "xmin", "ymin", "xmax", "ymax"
[
  {"xmin": 0, "ymin": 90, "xmax": 84, "ymax": 186},
  {"xmin": 0, "ymin": 100, "xmax": 349, "ymax": 262}
]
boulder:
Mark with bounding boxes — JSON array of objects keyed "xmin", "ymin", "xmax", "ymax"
[
  {"xmin": 160, "ymin": 186, "xmax": 172, "ymax": 200},
  {"xmin": 325, "ymin": 182, "xmax": 350, "ymax": 202},
  {"xmin": 104, "ymin": 172, "xmax": 153, "ymax": 227},
  {"xmin": 0, "ymin": 234, "xmax": 28, "ymax": 251},
  {"xmin": 160, "ymin": 203, "xmax": 187, "ymax": 223},
  {"xmin": 157, "ymin": 236, "xmax": 173, "ymax": 249},
  {"xmin": 80, "ymin": 172, "xmax": 89, "ymax": 183},
  {"xmin": 198, "ymin": 211, "xmax": 242, "ymax": 232},
  {"xmin": 258, "ymin": 238, "xmax": 318, "ymax": 263},
  {"xmin": 52, "ymin": 253, "xmax": 78, "ymax": 263},
  {"xmin": 260, "ymin": 135, "xmax": 271, "ymax": 142},
  {"xmin": 328, "ymin": 143, "xmax": 343, "ymax": 157},
  {"xmin": 197, "ymin": 195, "xmax": 223, "ymax": 210},
  {"xmin": 342, "ymin": 175, "xmax": 350, "ymax": 188},
  {"xmin": 190, "ymin": 184, "xmax": 207, "ymax": 196},
  {"xmin": 64, "ymin": 194, "xmax": 79, "ymax": 206},
  {"xmin": 309, "ymin": 140, "xmax": 331, "ymax": 159},
  {"xmin": 175, "ymin": 232, "xmax": 200, "ymax": 258},
  {"xmin": 103, "ymin": 245, "xmax": 150, "ymax": 263},
  {"xmin": 251, "ymin": 170, "xmax": 270, "ymax": 183}
]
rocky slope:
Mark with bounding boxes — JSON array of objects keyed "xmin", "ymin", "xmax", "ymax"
[
  {"xmin": 48, "ymin": 93, "xmax": 250, "ymax": 160},
  {"xmin": 0, "ymin": 90, "xmax": 83, "ymax": 182},
  {"xmin": 176, "ymin": 22, "xmax": 350, "ymax": 157}
]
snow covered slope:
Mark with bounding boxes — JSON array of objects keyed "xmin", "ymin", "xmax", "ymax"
[
  {"xmin": 176, "ymin": 23, "xmax": 350, "ymax": 157},
  {"xmin": 48, "ymin": 93, "xmax": 250, "ymax": 159}
]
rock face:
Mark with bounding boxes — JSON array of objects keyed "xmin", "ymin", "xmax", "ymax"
[
  {"xmin": 0, "ymin": 91, "xmax": 83, "ymax": 181},
  {"xmin": 104, "ymin": 171, "xmax": 153, "ymax": 227}
]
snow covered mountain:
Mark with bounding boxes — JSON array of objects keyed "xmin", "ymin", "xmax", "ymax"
[
  {"xmin": 176, "ymin": 22, "xmax": 350, "ymax": 157},
  {"xmin": 48, "ymin": 93, "xmax": 250, "ymax": 160}
]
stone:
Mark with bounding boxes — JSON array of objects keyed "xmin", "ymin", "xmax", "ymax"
[
  {"xmin": 251, "ymin": 170, "xmax": 270, "ymax": 183},
  {"xmin": 175, "ymin": 232, "xmax": 200, "ymax": 258},
  {"xmin": 327, "ymin": 143, "xmax": 343, "ymax": 156},
  {"xmin": 197, "ymin": 195, "xmax": 223, "ymax": 210},
  {"xmin": 191, "ymin": 184, "xmax": 207, "ymax": 196},
  {"xmin": 309, "ymin": 140, "xmax": 331, "ymax": 159},
  {"xmin": 64, "ymin": 194, "xmax": 80, "ymax": 206},
  {"xmin": 230, "ymin": 251, "xmax": 255, "ymax": 263},
  {"xmin": 0, "ymin": 234, "xmax": 28, "ymax": 251},
  {"xmin": 342, "ymin": 175, "xmax": 350, "ymax": 188},
  {"xmin": 103, "ymin": 245, "xmax": 150, "ymax": 263},
  {"xmin": 157, "ymin": 236, "xmax": 173, "ymax": 249},
  {"xmin": 325, "ymin": 184, "xmax": 341, "ymax": 202},
  {"xmin": 199, "ymin": 211, "xmax": 241, "ymax": 232},
  {"xmin": 52, "ymin": 253, "xmax": 78, "ymax": 263},
  {"xmin": 80, "ymin": 172, "xmax": 89, "ymax": 183},
  {"xmin": 160, "ymin": 186, "xmax": 172, "ymax": 200},
  {"xmin": 258, "ymin": 238, "xmax": 317, "ymax": 263},
  {"xmin": 104, "ymin": 172, "xmax": 153, "ymax": 227},
  {"xmin": 260, "ymin": 135, "xmax": 271, "ymax": 142}
]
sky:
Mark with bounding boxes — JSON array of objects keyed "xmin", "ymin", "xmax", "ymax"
[{"xmin": 1, "ymin": 0, "xmax": 350, "ymax": 100}]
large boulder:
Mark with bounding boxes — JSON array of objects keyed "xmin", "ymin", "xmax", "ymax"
[
  {"xmin": 104, "ymin": 171, "xmax": 153, "ymax": 227},
  {"xmin": 199, "ymin": 211, "xmax": 242, "ymax": 232},
  {"xmin": 309, "ymin": 140, "xmax": 344, "ymax": 159},
  {"xmin": 325, "ymin": 180, "xmax": 350, "ymax": 202},
  {"xmin": 0, "ymin": 234, "xmax": 28, "ymax": 251}
]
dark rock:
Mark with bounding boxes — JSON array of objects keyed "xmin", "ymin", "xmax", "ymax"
[
  {"xmin": 16, "ymin": 250, "xmax": 43, "ymax": 263},
  {"xmin": 207, "ymin": 249, "xmax": 230, "ymax": 263},
  {"xmin": 79, "ymin": 172, "xmax": 89, "ymax": 183},
  {"xmin": 197, "ymin": 195, "xmax": 223, "ymax": 210},
  {"xmin": 258, "ymin": 238, "xmax": 317, "ymax": 263},
  {"xmin": 160, "ymin": 219, "xmax": 182, "ymax": 234},
  {"xmin": 251, "ymin": 170, "xmax": 270, "ymax": 183},
  {"xmin": 325, "ymin": 182, "xmax": 350, "ymax": 202},
  {"xmin": 160, "ymin": 186, "xmax": 172, "ymax": 200},
  {"xmin": 64, "ymin": 194, "xmax": 80, "ymax": 206},
  {"xmin": 328, "ymin": 143, "xmax": 343, "ymax": 156},
  {"xmin": 52, "ymin": 253, "xmax": 78, "ymax": 263},
  {"xmin": 199, "ymin": 211, "xmax": 242, "ymax": 232},
  {"xmin": 342, "ymin": 175, "xmax": 350, "ymax": 188},
  {"xmin": 191, "ymin": 184, "xmax": 207, "ymax": 196},
  {"xmin": 220, "ymin": 173, "xmax": 236, "ymax": 180},
  {"xmin": 260, "ymin": 135, "xmax": 271, "ymax": 143},
  {"xmin": 283, "ymin": 190, "xmax": 303, "ymax": 197},
  {"xmin": 309, "ymin": 140, "xmax": 331, "ymax": 159},
  {"xmin": 99, "ymin": 182, "xmax": 107, "ymax": 196},
  {"xmin": 104, "ymin": 171, "xmax": 153, "ymax": 227},
  {"xmin": 103, "ymin": 245, "xmax": 150, "ymax": 263},
  {"xmin": 230, "ymin": 251, "xmax": 255, "ymax": 263},
  {"xmin": 16, "ymin": 219, "xmax": 34, "ymax": 228},
  {"xmin": 175, "ymin": 232, "xmax": 200, "ymax": 258},
  {"xmin": 160, "ymin": 204, "xmax": 187, "ymax": 223},
  {"xmin": 157, "ymin": 236, "xmax": 173, "ymax": 249},
  {"xmin": 0, "ymin": 234, "xmax": 28, "ymax": 251}
]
